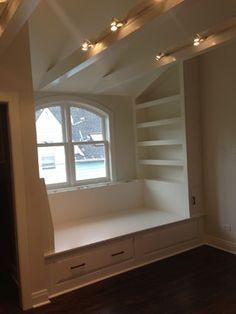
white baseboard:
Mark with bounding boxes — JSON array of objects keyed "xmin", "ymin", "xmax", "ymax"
[
  {"xmin": 205, "ymin": 234, "xmax": 236, "ymax": 254},
  {"xmin": 32, "ymin": 289, "xmax": 51, "ymax": 308}
]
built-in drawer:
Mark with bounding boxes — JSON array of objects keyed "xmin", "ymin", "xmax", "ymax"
[
  {"xmin": 52, "ymin": 238, "xmax": 134, "ymax": 284},
  {"xmin": 135, "ymin": 220, "xmax": 198, "ymax": 256}
]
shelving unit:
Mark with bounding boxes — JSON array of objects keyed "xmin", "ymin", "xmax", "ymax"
[
  {"xmin": 135, "ymin": 65, "xmax": 186, "ymax": 183},
  {"xmin": 134, "ymin": 64, "xmax": 188, "ymax": 217},
  {"xmin": 134, "ymin": 60, "xmax": 203, "ymax": 218}
]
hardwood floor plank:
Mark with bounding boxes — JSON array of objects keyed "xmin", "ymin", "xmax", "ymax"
[{"xmin": 1, "ymin": 246, "xmax": 236, "ymax": 313}]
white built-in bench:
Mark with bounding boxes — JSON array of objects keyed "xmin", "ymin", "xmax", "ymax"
[
  {"xmin": 47, "ymin": 180, "xmax": 189, "ymax": 253},
  {"xmin": 40, "ymin": 179, "xmax": 203, "ymax": 297}
]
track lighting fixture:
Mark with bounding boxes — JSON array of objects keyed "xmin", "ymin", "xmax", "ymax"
[
  {"xmin": 193, "ymin": 34, "xmax": 205, "ymax": 46},
  {"xmin": 110, "ymin": 17, "xmax": 124, "ymax": 32},
  {"xmin": 81, "ymin": 40, "xmax": 93, "ymax": 51},
  {"xmin": 155, "ymin": 53, "xmax": 165, "ymax": 61}
]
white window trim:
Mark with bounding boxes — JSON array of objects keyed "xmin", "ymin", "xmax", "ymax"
[{"xmin": 35, "ymin": 95, "xmax": 116, "ymax": 189}]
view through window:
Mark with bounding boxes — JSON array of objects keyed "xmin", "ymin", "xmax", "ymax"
[{"xmin": 35, "ymin": 104, "xmax": 110, "ymax": 187}]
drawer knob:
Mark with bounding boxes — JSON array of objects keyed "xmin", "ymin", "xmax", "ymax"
[
  {"xmin": 70, "ymin": 263, "xmax": 86, "ymax": 270},
  {"xmin": 111, "ymin": 251, "xmax": 124, "ymax": 257}
]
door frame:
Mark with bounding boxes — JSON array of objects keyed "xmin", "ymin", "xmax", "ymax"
[{"xmin": 0, "ymin": 92, "xmax": 32, "ymax": 309}]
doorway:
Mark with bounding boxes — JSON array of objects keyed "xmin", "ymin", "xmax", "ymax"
[{"xmin": 0, "ymin": 103, "xmax": 19, "ymax": 307}]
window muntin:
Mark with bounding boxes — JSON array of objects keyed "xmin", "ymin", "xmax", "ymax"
[{"xmin": 35, "ymin": 103, "xmax": 110, "ymax": 188}]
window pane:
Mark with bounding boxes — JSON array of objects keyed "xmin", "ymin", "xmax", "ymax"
[
  {"xmin": 36, "ymin": 106, "xmax": 63, "ymax": 144},
  {"xmin": 70, "ymin": 107, "xmax": 103, "ymax": 142},
  {"xmin": 74, "ymin": 144, "xmax": 106, "ymax": 180},
  {"xmin": 38, "ymin": 146, "xmax": 67, "ymax": 184}
]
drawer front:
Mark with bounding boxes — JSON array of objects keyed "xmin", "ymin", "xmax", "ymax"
[
  {"xmin": 136, "ymin": 221, "xmax": 198, "ymax": 256},
  {"xmin": 53, "ymin": 238, "xmax": 134, "ymax": 283}
]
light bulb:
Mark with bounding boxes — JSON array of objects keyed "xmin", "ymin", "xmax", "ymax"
[
  {"xmin": 110, "ymin": 18, "xmax": 124, "ymax": 32},
  {"xmin": 81, "ymin": 40, "xmax": 93, "ymax": 51},
  {"xmin": 155, "ymin": 53, "xmax": 165, "ymax": 61},
  {"xmin": 111, "ymin": 24, "xmax": 118, "ymax": 32},
  {"xmin": 193, "ymin": 34, "xmax": 204, "ymax": 46}
]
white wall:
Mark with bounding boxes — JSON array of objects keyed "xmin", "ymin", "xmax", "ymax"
[
  {"xmin": 35, "ymin": 92, "xmax": 137, "ymax": 182},
  {"xmin": 200, "ymin": 40, "xmax": 236, "ymax": 242},
  {"xmin": 0, "ymin": 24, "xmax": 47, "ymax": 308}
]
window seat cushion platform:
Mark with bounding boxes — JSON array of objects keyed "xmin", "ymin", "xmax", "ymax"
[{"xmin": 50, "ymin": 208, "xmax": 186, "ymax": 255}]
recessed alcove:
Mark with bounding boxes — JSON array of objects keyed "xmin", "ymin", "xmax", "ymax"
[{"xmin": 45, "ymin": 180, "xmax": 189, "ymax": 255}]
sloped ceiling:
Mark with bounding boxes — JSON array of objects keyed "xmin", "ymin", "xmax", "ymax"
[
  {"xmin": 29, "ymin": 0, "xmax": 236, "ymax": 97},
  {"xmin": 29, "ymin": 0, "xmax": 143, "ymax": 90},
  {"xmin": 0, "ymin": 1, "xmax": 8, "ymax": 16}
]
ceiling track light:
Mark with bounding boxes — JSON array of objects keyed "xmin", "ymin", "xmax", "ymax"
[
  {"xmin": 155, "ymin": 52, "xmax": 165, "ymax": 61},
  {"xmin": 193, "ymin": 34, "xmax": 205, "ymax": 46},
  {"xmin": 81, "ymin": 39, "xmax": 93, "ymax": 51},
  {"xmin": 110, "ymin": 17, "xmax": 124, "ymax": 32}
]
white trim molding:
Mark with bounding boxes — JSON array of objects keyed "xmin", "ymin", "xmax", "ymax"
[
  {"xmin": 205, "ymin": 234, "xmax": 236, "ymax": 255},
  {"xmin": 0, "ymin": 92, "xmax": 32, "ymax": 309},
  {"xmin": 32, "ymin": 289, "xmax": 51, "ymax": 308}
]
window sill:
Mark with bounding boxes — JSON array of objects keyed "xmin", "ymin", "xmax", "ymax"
[{"xmin": 47, "ymin": 180, "xmax": 135, "ymax": 194}]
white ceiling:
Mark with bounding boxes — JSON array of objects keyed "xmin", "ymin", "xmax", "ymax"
[{"xmin": 29, "ymin": 0, "xmax": 236, "ymax": 97}]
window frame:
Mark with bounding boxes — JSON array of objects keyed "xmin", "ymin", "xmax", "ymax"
[{"xmin": 35, "ymin": 97, "xmax": 113, "ymax": 190}]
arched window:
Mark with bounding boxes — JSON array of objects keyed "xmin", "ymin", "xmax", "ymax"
[{"xmin": 35, "ymin": 102, "xmax": 111, "ymax": 188}]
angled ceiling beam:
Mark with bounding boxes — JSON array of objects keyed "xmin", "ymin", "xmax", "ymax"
[
  {"xmin": 0, "ymin": 0, "xmax": 40, "ymax": 56},
  {"xmin": 93, "ymin": 58, "xmax": 171, "ymax": 93},
  {"xmin": 94, "ymin": 21, "xmax": 236, "ymax": 94},
  {"xmin": 39, "ymin": 0, "xmax": 185, "ymax": 90}
]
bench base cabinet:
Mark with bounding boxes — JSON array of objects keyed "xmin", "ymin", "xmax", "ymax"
[
  {"xmin": 51, "ymin": 238, "xmax": 134, "ymax": 285},
  {"xmin": 45, "ymin": 218, "xmax": 203, "ymax": 297}
]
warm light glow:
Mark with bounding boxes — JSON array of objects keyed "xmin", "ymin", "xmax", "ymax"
[
  {"xmin": 155, "ymin": 53, "xmax": 165, "ymax": 61},
  {"xmin": 193, "ymin": 34, "xmax": 205, "ymax": 46},
  {"xmin": 110, "ymin": 17, "xmax": 124, "ymax": 32},
  {"xmin": 81, "ymin": 40, "xmax": 93, "ymax": 51}
]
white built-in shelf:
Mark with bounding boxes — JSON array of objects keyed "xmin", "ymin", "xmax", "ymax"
[
  {"xmin": 136, "ymin": 94, "xmax": 180, "ymax": 110},
  {"xmin": 139, "ymin": 159, "xmax": 184, "ymax": 166},
  {"xmin": 138, "ymin": 139, "xmax": 182, "ymax": 147},
  {"xmin": 137, "ymin": 117, "xmax": 181, "ymax": 129}
]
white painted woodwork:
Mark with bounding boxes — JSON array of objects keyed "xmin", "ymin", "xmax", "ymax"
[
  {"xmin": 48, "ymin": 180, "xmax": 144, "ymax": 225},
  {"xmin": 136, "ymin": 220, "xmax": 198, "ymax": 256},
  {"xmin": 137, "ymin": 117, "xmax": 181, "ymax": 129},
  {"xmin": 39, "ymin": 179, "xmax": 55, "ymax": 254},
  {"xmin": 46, "ymin": 179, "xmax": 190, "ymax": 254},
  {"xmin": 45, "ymin": 217, "xmax": 203, "ymax": 297},
  {"xmin": 139, "ymin": 159, "xmax": 184, "ymax": 166},
  {"xmin": 138, "ymin": 139, "xmax": 182, "ymax": 147},
  {"xmin": 52, "ymin": 208, "xmax": 184, "ymax": 254},
  {"xmin": 0, "ymin": 25, "xmax": 49, "ymax": 310},
  {"xmin": 182, "ymin": 58, "xmax": 204, "ymax": 217},
  {"xmin": 143, "ymin": 179, "xmax": 189, "ymax": 217},
  {"xmin": 52, "ymin": 238, "xmax": 134, "ymax": 284},
  {"xmin": 135, "ymin": 64, "xmax": 185, "ymax": 182},
  {"xmin": 136, "ymin": 95, "xmax": 181, "ymax": 110}
]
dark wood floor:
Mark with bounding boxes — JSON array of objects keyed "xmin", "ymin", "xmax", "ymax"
[{"xmin": 1, "ymin": 245, "xmax": 236, "ymax": 313}]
